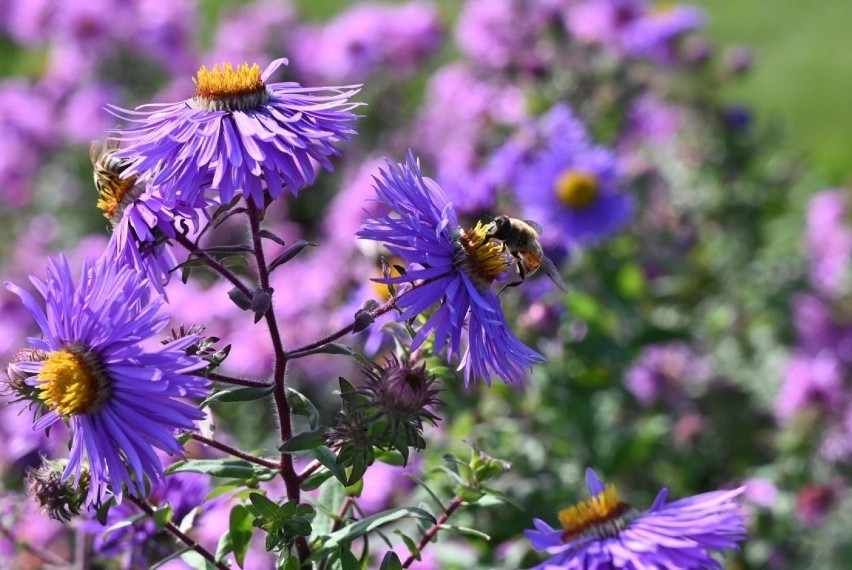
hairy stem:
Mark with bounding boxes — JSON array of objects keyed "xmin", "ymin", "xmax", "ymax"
[
  {"xmin": 128, "ymin": 495, "xmax": 228, "ymax": 570},
  {"xmin": 206, "ymin": 371, "xmax": 272, "ymax": 389},
  {"xmin": 286, "ymin": 291, "xmax": 407, "ymax": 357},
  {"xmin": 174, "ymin": 232, "xmax": 252, "ymax": 297},
  {"xmin": 402, "ymin": 496, "xmax": 464, "ymax": 569},
  {"xmin": 189, "ymin": 432, "xmax": 280, "ymax": 470},
  {"xmin": 245, "ymin": 200, "xmax": 310, "ymax": 562}
]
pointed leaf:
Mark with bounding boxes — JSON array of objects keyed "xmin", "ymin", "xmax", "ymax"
[
  {"xmin": 268, "ymin": 240, "xmax": 317, "ymax": 272},
  {"xmin": 279, "ymin": 427, "xmax": 328, "ymax": 452},
  {"xmin": 379, "ymin": 552, "xmax": 403, "ymax": 570},
  {"xmin": 202, "ymin": 384, "xmax": 274, "ymax": 407},
  {"xmin": 229, "ymin": 504, "xmax": 255, "ymax": 568},
  {"xmin": 286, "ymin": 387, "xmax": 320, "ymax": 429}
]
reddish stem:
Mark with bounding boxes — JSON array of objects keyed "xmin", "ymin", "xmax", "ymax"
[
  {"xmin": 189, "ymin": 432, "xmax": 280, "ymax": 470},
  {"xmin": 402, "ymin": 496, "xmax": 464, "ymax": 569}
]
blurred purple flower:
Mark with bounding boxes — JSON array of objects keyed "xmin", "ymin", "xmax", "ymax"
[
  {"xmin": 564, "ymin": 0, "xmax": 645, "ymax": 49},
  {"xmin": 5, "ymin": 255, "xmax": 208, "ymax": 504},
  {"xmin": 513, "ymin": 104, "xmax": 632, "ymax": 247},
  {"xmin": 358, "ymin": 460, "xmax": 420, "ymax": 515},
  {"xmin": 81, "ymin": 473, "xmax": 213, "ymax": 567},
  {"xmin": 110, "ymin": 59, "xmax": 361, "ymax": 207},
  {"xmin": 455, "ymin": 0, "xmax": 556, "ymax": 72},
  {"xmin": 776, "ymin": 351, "xmax": 845, "ymax": 420},
  {"xmin": 415, "ymin": 63, "xmax": 526, "ymax": 214},
  {"xmin": 132, "ymin": 0, "xmax": 199, "ymax": 75},
  {"xmin": 625, "ymin": 341, "xmax": 711, "ymax": 406},
  {"xmin": 209, "ymin": 0, "xmax": 296, "ymax": 65},
  {"xmin": 291, "ymin": 2, "xmax": 441, "ymax": 83},
  {"xmin": 358, "ymin": 152, "xmax": 544, "ymax": 385},
  {"xmin": 622, "ymin": 4, "xmax": 706, "ymax": 64},
  {"xmin": 525, "ymin": 468, "xmax": 746, "ymax": 569},
  {"xmin": 806, "ymin": 190, "xmax": 852, "ymax": 297},
  {"xmin": 744, "ymin": 477, "xmax": 779, "ymax": 509}
]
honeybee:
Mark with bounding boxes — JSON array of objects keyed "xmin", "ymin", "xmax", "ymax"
[
  {"xmin": 484, "ymin": 216, "xmax": 568, "ymax": 293},
  {"xmin": 89, "ymin": 139, "xmax": 128, "ymax": 193}
]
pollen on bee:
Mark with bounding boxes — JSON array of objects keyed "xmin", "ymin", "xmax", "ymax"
[
  {"xmin": 96, "ymin": 173, "xmax": 142, "ymax": 225},
  {"xmin": 454, "ymin": 221, "xmax": 511, "ymax": 290},
  {"xmin": 558, "ymin": 484, "xmax": 635, "ymax": 542}
]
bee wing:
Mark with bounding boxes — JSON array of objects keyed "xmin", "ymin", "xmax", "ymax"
[
  {"xmin": 539, "ymin": 254, "xmax": 568, "ymax": 292},
  {"xmin": 523, "ymin": 219, "xmax": 543, "ymax": 235},
  {"xmin": 88, "ymin": 140, "xmax": 105, "ymax": 166}
]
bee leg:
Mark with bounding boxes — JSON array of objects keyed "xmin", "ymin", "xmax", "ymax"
[{"xmin": 497, "ymin": 257, "xmax": 526, "ymax": 295}]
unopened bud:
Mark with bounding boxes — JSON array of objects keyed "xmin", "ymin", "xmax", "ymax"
[
  {"xmin": 27, "ymin": 461, "xmax": 88, "ymax": 522},
  {"xmin": 2, "ymin": 348, "xmax": 48, "ymax": 401},
  {"xmin": 353, "ymin": 300, "xmax": 379, "ymax": 333}
]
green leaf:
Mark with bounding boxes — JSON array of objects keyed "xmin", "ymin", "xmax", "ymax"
[
  {"xmin": 279, "ymin": 427, "xmax": 328, "ymax": 452},
  {"xmin": 257, "ymin": 229, "xmax": 287, "ymax": 246},
  {"xmin": 454, "ymin": 485, "xmax": 484, "ymax": 503},
  {"xmin": 167, "ymin": 459, "xmax": 277, "ymax": 481},
  {"xmin": 229, "ymin": 504, "xmax": 255, "ymax": 568},
  {"xmin": 403, "ymin": 474, "xmax": 445, "ymax": 512},
  {"xmin": 149, "ymin": 546, "xmax": 194, "ymax": 569},
  {"xmin": 289, "ymin": 343, "xmax": 354, "ymax": 359},
  {"xmin": 249, "ymin": 492, "xmax": 280, "ymax": 520},
  {"xmin": 339, "ymin": 547, "xmax": 360, "ymax": 570},
  {"xmin": 436, "ymin": 524, "xmax": 490, "ymax": 540},
  {"xmin": 306, "ymin": 508, "xmax": 436, "ymax": 563},
  {"xmin": 379, "ymin": 551, "xmax": 403, "ymax": 570},
  {"xmin": 214, "ymin": 532, "xmax": 233, "ymax": 565},
  {"xmin": 311, "ymin": 477, "xmax": 346, "ymax": 540},
  {"xmin": 202, "ymin": 384, "xmax": 274, "ymax": 407},
  {"xmin": 286, "ymin": 387, "xmax": 320, "ymax": 429},
  {"xmin": 153, "ymin": 504, "xmax": 173, "ymax": 529},
  {"xmin": 306, "ymin": 446, "xmax": 348, "ymax": 485},
  {"xmin": 375, "ymin": 449, "xmax": 406, "ymax": 467},
  {"xmin": 393, "ymin": 530, "xmax": 420, "ymax": 559},
  {"xmin": 268, "ymin": 240, "xmax": 318, "ymax": 272},
  {"xmin": 481, "ymin": 487, "xmax": 524, "ymax": 510},
  {"xmin": 279, "ymin": 556, "xmax": 300, "ymax": 570},
  {"xmin": 301, "ymin": 470, "xmax": 334, "ymax": 491}
]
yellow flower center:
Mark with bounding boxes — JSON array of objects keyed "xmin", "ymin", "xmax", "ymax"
[
  {"xmin": 554, "ymin": 170, "xmax": 599, "ymax": 209},
  {"xmin": 455, "ymin": 221, "xmax": 511, "ymax": 290},
  {"xmin": 38, "ymin": 348, "xmax": 110, "ymax": 417},
  {"xmin": 558, "ymin": 484, "xmax": 633, "ymax": 542},
  {"xmin": 193, "ymin": 63, "xmax": 268, "ymax": 111}
]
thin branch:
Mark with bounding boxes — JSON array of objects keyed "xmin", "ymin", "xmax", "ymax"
[
  {"xmin": 286, "ymin": 292, "xmax": 406, "ymax": 356},
  {"xmin": 402, "ymin": 495, "xmax": 464, "ymax": 569},
  {"xmin": 318, "ymin": 496, "xmax": 355, "ymax": 570},
  {"xmin": 128, "ymin": 495, "xmax": 228, "ymax": 570},
  {"xmin": 189, "ymin": 432, "xmax": 280, "ymax": 470},
  {"xmin": 173, "ymin": 232, "xmax": 252, "ymax": 297}
]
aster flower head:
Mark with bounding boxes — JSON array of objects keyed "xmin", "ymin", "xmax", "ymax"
[
  {"xmin": 109, "ymin": 58, "xmax": 361, "ymax": 207},
  {"xmin": 5, "ymin": 255, "xmax": 208, "ymax": 504},
  {"xmin": 357, "ymin": 152, "xmax": 545, "ymax": 385},
  {"xmin": 525, "ymin": 468, "xmax": 746, "ymax": 569},
  {"xmin": 622, "ymin": 3, "xmax": 706, "ymax": 64},
  {"xmin": 514, "ymin": 105, "xmax": 632, "ymax": 247}
]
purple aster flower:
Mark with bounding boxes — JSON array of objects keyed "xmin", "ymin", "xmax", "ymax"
[
  {"xmin": 564, "ymin": 0, "xmax": 645, "ymax": 50},
  {"xmin": 91, "ymin": 139, "xmax": 210, "ymax": 296},
  {"xmin": 622, "ymin": 4, "xmax": 705, "ymax": 64},
  {"xmin": 513, "ymin": 105, "xmax": 632, "ymax": 247},
  {"xmin": 209, "ymin": 0, "xmax": 296, "ymax": 65},
  {"xmin": 525, "ymin": 468, "xmax": 746, "ymax": 569},
  {"xmin": 806, "ymin": 190, "xmax": 852, "ymax": 297},
  {"xmin": 109, "ymin": 59, "xmax": 361, "ymax": 207},
  {"xmin": 624, "ymin": 341, "xmax": 711, "ymax": 407},
  {"xmin": 357, "ymin": 152, "xmax": 545, "ymax": 385},
  {"xmin": 81, "ymin": 472, "xmax": 214, "ymax": 567},
  {"xmin": 4, "ymin": 255, "xmax": 208, "ymax": 504},
  {"xmin": 290, "ymin": 2, "xmax": 441, "ymax": 84}
]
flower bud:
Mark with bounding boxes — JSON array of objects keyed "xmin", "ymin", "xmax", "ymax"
[{"xmin": 27, "ymin": 461, "xmax": 88, "ymax": 522}]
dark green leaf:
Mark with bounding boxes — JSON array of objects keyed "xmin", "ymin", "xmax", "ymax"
[
  {"xmin": 301, "ymin": 470, "xmax": 333, "ymax": 491},
  {"xmin": 436, "ymin": 524, "xmax": 490, "ymax": 540},
  {"xmin": 379, "ymin": 552, "xmax": 403, "ymax": 570},
  {"xmin": 306, "ymin": 446, "xmax": 348, "ymax": 485},
  {"xmin": 202, "ymin": 384, "xmax": 274, "ymax": 407},
  {"xmin": 279, "ymin": 427, "xmax": 328, "ymax": 452},
  {"xmin": 289, "ymin": 343, "xmax": 354, "ymax": 359},
  {"xmin": 280, "ymin": 556, "xmax": 300, "ymax": 570},
  {"xmin": 166, "ymin": 459, "xmax": 277, "ymax": 481},
  {"xmin": 305, "ymin": 507, "xmax": 436, "ymax": 562},
  {"xmin": 229, "ymin": 504, "xmax": 255, "ymax": 568},
  {"xmin": 286, "ymin": 387, "xmax": 319, "ymax": 429},
  {"xmin": 268, "ymin": 240, "xmax": 317, "ymax": 272},
  {"xmin": 393, "ymin": 530, "xmax": 420, "ymax": 560},
  {"xmin": 339, "ymin": 547, "xmax": 360, "ymax": 570},
  {"xmin": 248, "ymin": 492, "xmax": 280, "ymax": 520}
]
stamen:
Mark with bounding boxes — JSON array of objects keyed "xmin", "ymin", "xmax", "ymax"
[
  {"xmin": 558, "ymin": 484, "xmax": 637, "ymax": 542},
  {"xmin": 554, "ymin": 170, "xmax": 599, "ymax": 209},
  {"xmin": 192, "ymin": 63, "xmax": 269, "ymax": 112},
  {"xmin": 38, "ymin": 346, "xmax": 111, "ymax": 417},
  {"xmin": 453, "ymin": 221, "xmax": 510, "ymax": 291}
]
